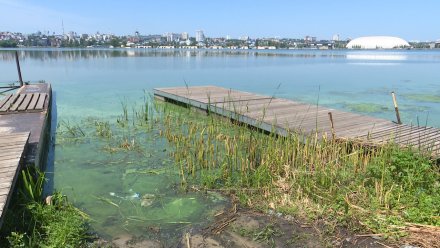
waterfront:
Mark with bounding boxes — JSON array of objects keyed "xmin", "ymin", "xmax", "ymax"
[{"xmin": 1, "ymin": 48, "xmax": 439, "ymax": 243}]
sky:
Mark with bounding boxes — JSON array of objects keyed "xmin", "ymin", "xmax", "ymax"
[{"xmin": 0, "ymin": 0, "xmax": 439, "ymax": 41}]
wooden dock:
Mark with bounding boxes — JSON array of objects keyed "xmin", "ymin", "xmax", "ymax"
[
  {"xmin": 0, "ymin": 83, "xmax": 52, "ymax": 228},
  {"xmin": 0, "ymin": 83, "xmax": 52, "ymax": 166},
  {"xmin": 154, "ymin": 85, "xmax": 440, "ymax": 157},
  {"xmin": 0, "ymin": 132, "xmax": 29, "ymax": 227}
]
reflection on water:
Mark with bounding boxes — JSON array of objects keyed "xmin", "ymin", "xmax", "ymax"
[
  {"xmin": 346, "ymin": 54, "xmax": 408, "ymax": 61},
  {"xmin": 1, "ymin": 48, "xmax": 440, "ymax": 62}
]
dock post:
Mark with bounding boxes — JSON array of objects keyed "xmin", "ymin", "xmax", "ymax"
[
  {"xmin": 15, "ymin": 51, "xmax": 24, "ymax": 86},
  {"xmin": 391, "ymin": 92, "xmax": 402, "ymax": 124},
  {"xmin": 328, "ymin": 112, "xmax": 336, "ymax": 139}
]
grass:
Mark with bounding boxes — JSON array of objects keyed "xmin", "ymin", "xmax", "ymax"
[
  {"xmin": 235, "ymin": 223, "xmax": 283, "ymax": 247},
  {"xmin": 0, "ymin": 167, "xmax": 90, "ymax": 248},
  {"xmin": 152, "ymin": 99, "xmax": 440, "ymax": 242}
]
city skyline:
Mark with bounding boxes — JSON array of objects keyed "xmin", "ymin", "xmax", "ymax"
[{"xmin": 1, "ymin": 0, "xmax": 440, "ymax": 41}]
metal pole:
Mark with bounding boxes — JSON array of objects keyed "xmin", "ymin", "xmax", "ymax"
[
  {"xmin": 391, "ymin": 92, "xmax": 402, "ymax": 124},
  {"xmin": 15, "ymin": 51, "xmax": 23, "ymax": 86}
]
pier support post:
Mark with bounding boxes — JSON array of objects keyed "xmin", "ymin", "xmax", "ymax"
[
  {"xmin": 15, "ymin": 51, "xmax": 23, "ymax": 86},
  {"xmin": 328, "ymin": 112, "xmax": 336, "ymax": 139},
  {"xmin": 391, "ymin": 92, "xmax": 402, "ymax": 124}
]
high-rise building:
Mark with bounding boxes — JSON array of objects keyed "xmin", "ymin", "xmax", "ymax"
[
  {"xmin": 196, "ymin": 30, "xmax": 205, "ymax": 42},
  {"xmin": 332, "ymin": 34, "xmax": 340, "ymax": 41},
  {"xmin": 181, "ymin": 32, "xmax": 189, "ymax": 40},
  {"xmin": 164, "ymin": 32, "xmax": 180, "ymax": 42}
]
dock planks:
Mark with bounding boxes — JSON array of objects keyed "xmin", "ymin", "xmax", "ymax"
[
  {"xmin": 154, "ymin": 85, "xmax": 440, "ymax": 157},
  {"xmin": 0, "ymin": 132, "xmax": 29, "ymax": 226},
  {"xmin": 0, "ymin": 83, "xmax": 52, "ymax": 228},
  {"xmin": 0, "ymin": 92, "xmax": 48, "ymax": 114}
]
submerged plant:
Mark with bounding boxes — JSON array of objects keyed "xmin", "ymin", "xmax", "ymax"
[{"xmin": 94, "ymin": 120, "xmax": 112, "ymax": 138}]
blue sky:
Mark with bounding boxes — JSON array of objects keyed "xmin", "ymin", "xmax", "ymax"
[{"xmin": 0, "ymin": 0, "xmax": 439, "ymax": 41}]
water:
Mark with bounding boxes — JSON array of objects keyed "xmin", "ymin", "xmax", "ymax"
[{"xmin": 1, "ymin": 48, "xmax": 440, "ymax": 242}]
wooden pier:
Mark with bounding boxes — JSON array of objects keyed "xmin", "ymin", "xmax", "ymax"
[
  {"xmin": 0, "ymin": 83, "xmax": 52, "ymax": 228},
  {"xmin": 154, "ymin": 85, "xmax": 440, "ymax": 157},
  {"xmin": 0, "ymin": 132, "xmax": 29, "ymax": 227}
]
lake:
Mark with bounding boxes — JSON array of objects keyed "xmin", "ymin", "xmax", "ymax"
[{"xmin": 1, "ymin": 48, "xmax": 439, "ymax": 243}]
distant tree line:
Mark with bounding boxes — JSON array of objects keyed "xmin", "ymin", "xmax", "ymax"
[{"xmin": 0, "ymin": 40, "xmax": 17, "ymax": 48}]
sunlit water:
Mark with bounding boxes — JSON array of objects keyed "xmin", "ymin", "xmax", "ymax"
[{"xmin": 1, "ymin": 48, "xmax": 439, "ymax": 242}]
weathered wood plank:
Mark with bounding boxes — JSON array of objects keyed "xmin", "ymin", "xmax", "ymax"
[
  {"xmin": 0, "ymin": 94, "xmax": 13, "ymax": 109},
  {"xmin": 34, "ymin": 93, "xmax": 47, "ymax": 110},
  {"xmin": 0, "ymin": 94, "xmax": 19, "ymax": 112},
  {"xmin": 17, "ymin": 94, "xmax": 33, "ymax": 111},
  {"xmin": 27, "ymin": 93, "xmax": 40, "ymax": 110},
  {"xmin": 0, "ymin": 132, "xmax": 29, "ymax": 226},
  {"xmin": 9, "ymin": 94, "xmax": 26, "ymax": 111}
]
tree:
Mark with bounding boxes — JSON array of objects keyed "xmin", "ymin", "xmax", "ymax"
[
  {"xmin": 0, "ymin": 40, "xmax": 17, "ymax": 48},
  {"xmin": 110, "ymin": 38, "xmax": 120, "ymax": 47}
]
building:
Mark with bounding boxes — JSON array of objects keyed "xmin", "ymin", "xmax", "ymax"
[
  {"xmin": 332, "ymin": 34, "xmax": 340, "ymax": 42},
  {"xmin": 164, "ymin": 33, "xmax": 180, "ymax": 42},
  {"xmin": 181, "ymin": 32, "xmax": 189, "ymax": 41},
  {"xmin": 304, "ymin": 36, "xmax": 317, "ymax": 43},
  {"xmin": 240, "ymin": 36, "xmax": 249, "ymax": 41},
  {"xmin": 346, "ymin": 36, "xmax": 410, "ymax": 49},
  {"xmin": 196, "ymin": 30, "xmax": 205, "ymax": 42}
]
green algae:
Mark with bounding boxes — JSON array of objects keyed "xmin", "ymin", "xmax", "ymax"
[
  {"xmin": 343, "ymin": 102, "xmax": 390, "ymax": 113},
  {"xmin": 54, "ymin": 108, "xmax": 227, "ymax": 240},
  {"xmin": 404, "ymin": 93, "xmax": 440, "ymax": 103}
]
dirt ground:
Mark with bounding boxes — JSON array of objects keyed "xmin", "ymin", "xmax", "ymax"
[{"xmin": 100, "ymin": 204, "xmax": 397, "ymax": 248}]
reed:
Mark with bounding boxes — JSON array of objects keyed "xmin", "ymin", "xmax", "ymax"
[
  {"xmin": 152, "ymin": 99, "xmax": 439, "ymax": 239},
  {"xmin": 0, "ymin": 167, "xmax": 89, "ymax": 247}
]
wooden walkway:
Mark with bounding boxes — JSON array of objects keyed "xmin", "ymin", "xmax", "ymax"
[
  {"xmin": 0, "ymin": 92, "xmax": 48, "ymax": 114},
  {"xmin": 0, "ymin": 83, "xmax": 52, "ymax": 227},
  {"xmin": 154, "ymin": 85, "xmax": 440, "ymax": 157},
  {"xmin": 0, "ymin": 132, "xmax": 29, "ymax": 227}
]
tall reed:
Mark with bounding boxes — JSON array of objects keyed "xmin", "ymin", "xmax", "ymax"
[{"xmin": 152, "ymin": 99, "xmax": 439, "ymax": 237}]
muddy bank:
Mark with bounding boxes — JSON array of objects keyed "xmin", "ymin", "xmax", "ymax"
[{"xmin": 95, "ymin": 202, "xmax": 390, "ymax": 248}]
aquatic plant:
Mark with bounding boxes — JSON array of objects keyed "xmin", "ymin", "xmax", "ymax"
[
  {"xmin": 0, "ymin": 167, "xmax": 90, "ymax": 247},
  {"xmin": 153, "ymin": 99, "xmax": 440, "ymax": 241},
  {"xmin": 343, "ymin": 102, "xmax": 390, "ymax": 113},
  {"xmin": 94, "ymin": 120, "xmax": 112, "ymax": 138},
  {"xmin": 58, "ymin": 120, "xmax": 85, "ymax": 138},
  {"xmin": 404, "ymin": 93, "xmax": 440, "ymax": 103}
]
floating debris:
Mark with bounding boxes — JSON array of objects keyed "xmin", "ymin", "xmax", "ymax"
[{"xmin": 140, "ymin": 193, "xmax": 155, "ymax": 207}]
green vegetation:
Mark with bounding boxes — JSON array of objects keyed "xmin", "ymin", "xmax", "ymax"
[
  {"xmin": 236, "ymin": 223, "xmax": 283, "ymax": 247},
  {"xmin": 0, "ymin": 167, "xmax": 89, "ymax": 247},
  {"xmin": 344, "ymin": 102, "xmax": 390, "ymax": 113},
  {"xmin": 404, "ymin": 93, "xmax": 440, "ymax": 103},
  {"xmin": 154, "ymin": 100, "xmax": 439, "ymax": 240},
  {"xmin": 0, "ymin": 40, "xmax": 17, "ymax": 48}
]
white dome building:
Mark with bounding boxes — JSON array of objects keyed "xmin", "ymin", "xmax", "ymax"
[{"xmin": 346, "ymin": 36, "xmax": 410, "ymax": 49}]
